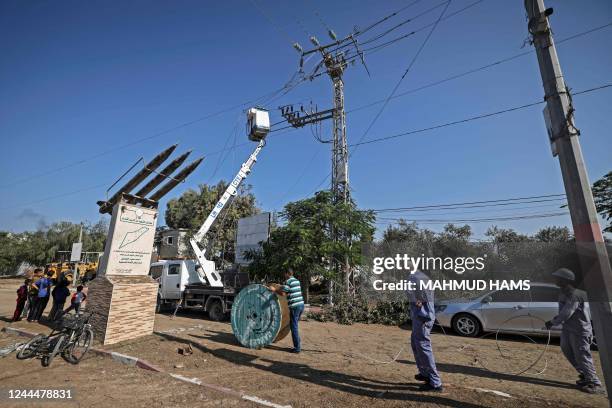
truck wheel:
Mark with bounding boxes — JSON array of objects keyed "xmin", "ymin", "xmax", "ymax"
[
  {"xmin": 156, "ymin": 295, "xmax": 164, "ymax": 313},
  {"xmin": 208, "ymin": 301, "xmax": 224, "ymax": 322}
]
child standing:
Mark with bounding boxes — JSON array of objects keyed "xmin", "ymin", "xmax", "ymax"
[
  {"xmin": 63, "ymin": 285, "xmax": 87, "ymax": 315},
  {"xmin": 12, "ymin": 279, "xmax": 29, "ymax": 322}
]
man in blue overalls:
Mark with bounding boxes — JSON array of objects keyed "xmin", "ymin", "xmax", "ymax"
[
  {"xmin": 408, "ymin": 270, "xmax": 443, "ymax": 392},
  {"xmin": 545, "ymin": 268, "xmax": 603, "ymax": 394}
]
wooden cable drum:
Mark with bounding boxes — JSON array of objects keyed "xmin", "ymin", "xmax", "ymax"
[{"xmin": 231, "ymin": 284, "xmax": 290, "ymax": 349}]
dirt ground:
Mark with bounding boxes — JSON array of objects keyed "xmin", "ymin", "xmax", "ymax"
[{"xmin": 0, "ymin": 278, "xmax": 608, "ymax": 408}]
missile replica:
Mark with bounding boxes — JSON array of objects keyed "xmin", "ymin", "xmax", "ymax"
[
  {"xmin": 134, "ymin": 150, "xmax": 192, "ymax": 197},
  {"xmin": 97, "ymin": 145, "xmax": 203, "ymax": 214},
  {"xmin": 149, "ymin": 157, "xmax": 204, "ymax": 202}
]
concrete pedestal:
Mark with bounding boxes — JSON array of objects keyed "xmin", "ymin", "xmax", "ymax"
[{"xmin": 87, "ymin": 275, "xmax": 158, "ymax": 345}]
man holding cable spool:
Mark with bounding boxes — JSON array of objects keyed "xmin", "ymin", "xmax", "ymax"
[
  {"xmin": 272, "ymin": 268, "xmax": 305, "ymax": 354},
  {"xmin": 545, "ymin": 268, "xmax": 603, "ymax": 394}
]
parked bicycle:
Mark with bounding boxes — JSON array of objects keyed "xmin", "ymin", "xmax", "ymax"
[{"xmin": 16, "ymin": 311, "xmax": 94, "ymax": 367}]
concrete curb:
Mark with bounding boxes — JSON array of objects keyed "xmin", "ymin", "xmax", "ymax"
[{"xmin": 1, "ymin": 326, "xmax": 291, "ymax": 408}]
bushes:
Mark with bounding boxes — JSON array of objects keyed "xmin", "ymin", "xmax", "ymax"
[{"xmin": 307, "ymin": 292, "xmax": 410, "ymax": 326}]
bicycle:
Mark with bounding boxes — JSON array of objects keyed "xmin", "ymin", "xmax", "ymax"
[{"xmin": 16, "ymin": 311, "xmax": 95, "ymax": 367}]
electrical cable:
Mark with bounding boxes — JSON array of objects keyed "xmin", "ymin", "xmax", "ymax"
[
  {"xmin": 205, "ymin": 115, "xmax": 242, "ymax": 185},
  {"xmin": 350, "ymin": 83, "xmax": 612, "ymax": 149},
  {"xmin": 375, "ymin": 211, "xmax": 569, "ymax": 225},
  {"xmin": 349, "ymin": 0, "xmax": 452, "ymax": 160},
  {"xmin": 353, "ymin": 0, "xmax": 424, "ymax": 38},
  {"xmin": 372, "ymin": 202, "xmax": 567, "ymax": 217},
  {"xmin": 305, "ymin": 82, "xmax": 611, "ymax": 198},
  {"xmin": 345, "ymin": 21, "xmax": 612, "ymax": 115},
  {"xmin": 370, "ymin": 195, "xmax": 566, "ymax": 212},
  {"xmin": 358, "ymin": 1, "xmax": 449, "ymax": 47},
  {"xmin": 249, "ymin": 0, "xmax": 297, "ymax": 47}
]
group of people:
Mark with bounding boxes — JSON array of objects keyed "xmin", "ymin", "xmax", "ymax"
[
  {"xmin": 12, "ymin": 268, "xmax": 87, "ymax": 323},
  {"xmin": 277, "ymin": 266, "xmax": 603, "ymax": 395}
]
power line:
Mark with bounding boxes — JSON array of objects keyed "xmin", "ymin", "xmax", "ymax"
[
  {"xmin": 325, "ymin": 0, "xmax": 484, "ymax": 61},
  {"xmin": 304, "ymin": 82, "xmax": 611, "ymax": 197},
  {"xmin": 0, "ymin": 74, "xmax": 306, "ymax": 190},
  {"xmin": 272, "ymin": 147, "xmax": 323, "ymax": 209},
  {"xmin": 375, "ymin": 211, "xmax": 569, "ymax": 225},
  {"xmin": 346, "ymin": 21, "xmax": 612, "ymax": 114},
  {"xmin": 367, "ymin": 194, "xmax": 565, "ymax": 212},
  {"xmin": 353, "ymin": 0, "xmax": 424, "ymax": 38},
  {"xmin": 249, "ymin": 0, "xmax": 297, "ymax": 47},
  {"xmin": 275, "ymin": 22, "xmax": 612, "ymax": 197},
  {"xmin": 205, "ymin": 114, "xmax": 242, "ymax": 185},
  {"xmin": 349, "ymin": 83, "xmax": 612, "ymax": 148},
  {"xmin": 349, "ymin": 0, "xmax": 453, "ymax": 164},
  {"xmin": 372, "ymin": 201, "xmax": 567, "ymax": 217},
  {"xmin": 0, "ymin": 183, "xmax": 111, "ymax": 211},
  {"xmin": 358, "ymin": 1, "xmax": 449, "ymax": 47}
]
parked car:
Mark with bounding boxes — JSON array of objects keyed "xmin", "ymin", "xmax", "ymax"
[{"xmin": 435, "ymin": 282, "xmax": 569, "ymax": 338}]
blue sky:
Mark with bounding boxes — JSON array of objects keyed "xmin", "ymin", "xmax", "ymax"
[{"xmin": 1, "ymin": 0, "xmax": 611, "ymax": 239}]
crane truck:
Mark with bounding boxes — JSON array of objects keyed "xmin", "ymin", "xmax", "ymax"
[{"xmin": 150, "ymin": 107, "xmax": 270, "ymax": 321}]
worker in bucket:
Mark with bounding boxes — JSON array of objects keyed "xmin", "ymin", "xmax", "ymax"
[
  {"xmin": 545, "ymin": 268, "xmax": 603, "ymax": 394},
  {"xmin": 407, "ymin": 270, "xmax": 443, "ymax": 392}
]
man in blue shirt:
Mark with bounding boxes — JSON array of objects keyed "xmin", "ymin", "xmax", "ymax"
[
  {"xmin": 276, "ymin": 268, "xmax": 304, "ymax": 353},
  {"xmin": 408, "ymin": 270, "xmax": 443, "ymax": 392},
  {"xmin": 28, "ymin": 270, "xmax": 53, "ymax": 322}
]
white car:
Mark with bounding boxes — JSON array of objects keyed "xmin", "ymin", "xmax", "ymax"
[{"xmin": 435, "ymin": 282, "xmax": 566, "ymax": 337}]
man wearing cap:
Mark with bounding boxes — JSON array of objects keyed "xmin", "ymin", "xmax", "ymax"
[{"xmin": 545, "ymin": 268, "xmax": 603, "ymax": 394}]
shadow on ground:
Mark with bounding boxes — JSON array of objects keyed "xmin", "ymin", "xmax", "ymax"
[{"xmin": 158, "ymin": 331, "xmax": 494, "ymax": 408}]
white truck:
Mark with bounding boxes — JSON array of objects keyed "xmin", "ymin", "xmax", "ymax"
[{"xmin": 150, "ymin": 107, "xmax": 270, "ymax": 321}]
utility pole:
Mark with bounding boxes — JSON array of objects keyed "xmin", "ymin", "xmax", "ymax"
[
  {"xmin": 525, "ymin": 0, "xmax": 612, "ymax": 399},
  {"xmin": 282, "ymin": 32, "xmax": 368, "ymax": 297}
]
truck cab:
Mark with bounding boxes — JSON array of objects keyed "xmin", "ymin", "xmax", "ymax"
[
  {"xmin": 149, "ymin": 259, "xmax": 250, "ymax": 321},
  {"xmin": 150, "ymin": 259, "xmax": 198, "ymax": 300}
]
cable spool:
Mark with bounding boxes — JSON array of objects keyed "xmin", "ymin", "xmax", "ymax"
[{"xmin": 231, "ymin": 284, "xmax": 290, "ymax": 349}]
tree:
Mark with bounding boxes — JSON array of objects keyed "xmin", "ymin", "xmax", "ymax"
[
  {"xmin": 485, "ymin": 226, "xmax": 530, "ymax": 243},
  {"xmin": 247, "ymin": 190, "xmax": 375, "ymax": 301},
  {"xmin": 0, "ymin": 220, "xmax": 108, "ymax": 275},
  {"xmin": 165, "ymin": 181, "xmax": 259, "ymax": 265},
  {"xmin": 533, "ymin": 226, "xmax": 572, "ymax": 242},
  {"xmin": 592, "ymin": 171, "xmax": 612, "ymax": 233}
]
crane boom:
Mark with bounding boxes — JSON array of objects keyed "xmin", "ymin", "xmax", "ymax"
[{"xmin": 189, "ymin": 139, "xmax": 266, "ymax": 287}]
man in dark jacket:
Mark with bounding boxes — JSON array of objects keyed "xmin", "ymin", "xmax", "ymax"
[{"xmin": 49, "ymin": 283, "xmax": 70, "ymax": 321}]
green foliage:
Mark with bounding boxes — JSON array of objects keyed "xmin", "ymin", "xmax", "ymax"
[
  {"xmin": 246, "ymin": 190, "xmax": 376, "ymax": 300},
  {"xmin": 165, "ymin": 181, "xmax": 259, "ymax": 265},
  {"xmin": 593, "ymin": 171, "xmax": 612, "ymax": 233},
  {"xmin": 533, "ymin": 226, "xmax": 571, "ymax": 242},
  {"xmin": 0, "ymin": 220, "xmax": 108, "ymax": 275},
  {"xmin": 307, "ymin": 291, "xmax": 410, "ymax": 326},
  {"xmin": 485, "ymin": 226, "xmax": 530, "ymax": 243}
]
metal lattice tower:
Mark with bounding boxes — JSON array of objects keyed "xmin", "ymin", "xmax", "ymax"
[
  {"xmin": 324, "ymin": 52, "xmax": 353, "ymax": 296},
  {"xmin": 326, "ymin": 53, "xmax": 349, "ymax": 205},
  {"xmin": 282, "ymin": 33, "xmax": 368, "ymax": 297}
]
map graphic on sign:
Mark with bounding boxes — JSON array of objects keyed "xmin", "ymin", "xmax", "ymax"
[{"xmin": 118, "ymin": 226, "xmax": 149, "ymax": 249}]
